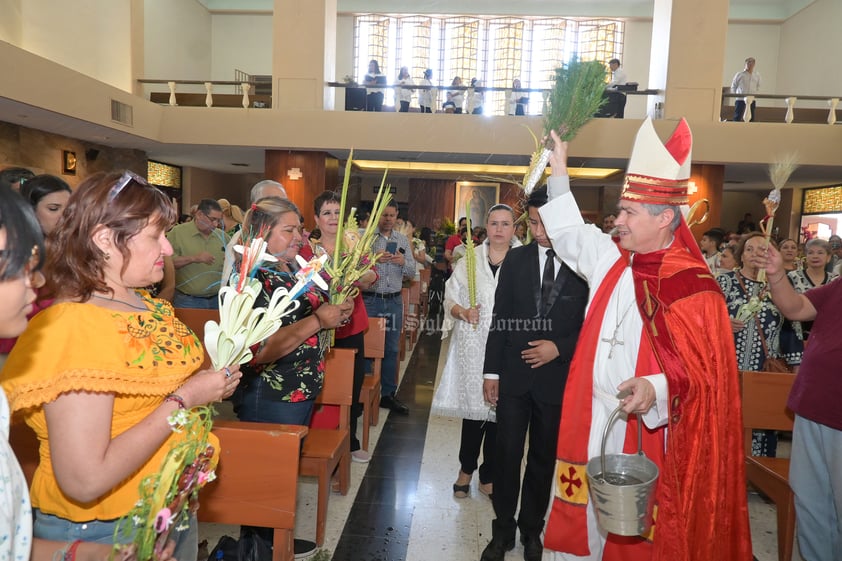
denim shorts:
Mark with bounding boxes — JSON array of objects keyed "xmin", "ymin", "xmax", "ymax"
[{"xmin": 34, "ymin": 509, "xmax": 198, "ymax": 559}]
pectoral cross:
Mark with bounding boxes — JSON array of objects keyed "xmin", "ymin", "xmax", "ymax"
[{"xmin": 601, "ymin": 330, "xmax": 624, "ymax": 359}]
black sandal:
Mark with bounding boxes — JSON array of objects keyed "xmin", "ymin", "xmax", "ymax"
[{"xmin": 453, "ymin": 483, "xmax": 470, "ymax": 498}]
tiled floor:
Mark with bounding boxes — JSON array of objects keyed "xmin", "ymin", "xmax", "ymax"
[{"xmin": 200, "ymin": 330, "xmax": 803, "ymax": 561}]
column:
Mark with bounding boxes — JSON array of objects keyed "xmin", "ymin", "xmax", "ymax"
[
  {"xmin": 272, "ymin": 0, "xmax": 337, "ymax": 110},
  {"xmin": 265, "ymin": 150, "xmax": 339, "ymax": 229},
  {"xmin": 649, "ymin": 0, "xmax": 729, "ymax": 122}
]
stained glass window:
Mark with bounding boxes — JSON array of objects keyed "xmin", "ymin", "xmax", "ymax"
[
  {"xmin": 803, "ymin": 185, "xmax": 842, "ymax": 214},
  {"xmin": 147, "ymin": 161, "xmax": 181, "ymax": 189}
]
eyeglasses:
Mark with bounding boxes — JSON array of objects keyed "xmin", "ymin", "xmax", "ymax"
[
  {"xmin": 108, "ymin": 170, "xmax": 150, "ymax": 202},
  {"xmin": 198, "ymin": 211, "xmax": 223, "ymax": 227}
]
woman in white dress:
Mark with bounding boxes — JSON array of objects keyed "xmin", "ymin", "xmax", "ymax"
[
  {"xmin": 431, "ymin": 204, "xmax": 517, "ymax": 498},
  {"xmin": 418, "ymin": 69, "xmax": 434, "ymax": 113},
  {"xmin": 396, "ymin": 66, "xmax": 415, "ymax": 112}
]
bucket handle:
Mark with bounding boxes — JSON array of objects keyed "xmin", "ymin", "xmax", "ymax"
[{"xmin": 599, "ymin": 405, "xmax": 644, "ymax": 481}]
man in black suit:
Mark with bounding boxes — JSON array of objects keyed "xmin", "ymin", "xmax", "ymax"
[{"xmin": 480, "ymin": 185, "xmax": 588, "ymax": 561}]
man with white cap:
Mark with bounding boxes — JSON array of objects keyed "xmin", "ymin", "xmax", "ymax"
[{"xmin": 540, "ymin": 119, "xmax": 752, "ymax": 560}]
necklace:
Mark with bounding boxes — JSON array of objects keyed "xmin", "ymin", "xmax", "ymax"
[
  {"xmin": 487, "ymin": 252, "xmax": 506, "ymax": 267},
  {"xmin": 91, "ymin": 292, "xmax": 150, "ymax": 312},
  {"xmin": 601, "ymin": 294, "xmax": 636, "ymax": 359}
]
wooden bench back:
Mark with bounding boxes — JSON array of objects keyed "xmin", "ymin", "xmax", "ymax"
[
  {"xmin": 364, "ymin": 317, "xmax": 386, "ymax": 360},
  {"xmin": 419, "ymin": 267, "xmax": 431, "ymax": 289},
  {"xmin": 740, "ymin": 370, "xmax": 796, "ymax": 452},
  {"xmin": 408, "ymin": 280, "xmax": 421, "ymax": 305},
  {"xmin": 173, "ymin": 307, "xmax": 219, "ymax": 369},
  {"xmin": 10, "ymin": 413, "xmax": 309, "ymax": 535},
  {"xmin": 316, "ymin": 348, "xmax": 355, "ymax": 412},
  {"xmin": 173, "ymin": 307, "xmax": 219, "ymax": 343},
  {"xmin": 198, "ymin": 420, "xmax": 307, "ymax": 529}
]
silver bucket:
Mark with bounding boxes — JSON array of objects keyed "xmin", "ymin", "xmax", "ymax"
[{"xmin": 585, "ymin": 406, "xmax": 659, "ymax": 536}]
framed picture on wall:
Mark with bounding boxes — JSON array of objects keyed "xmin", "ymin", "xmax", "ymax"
[{"xmin": 455, "ymin": 182, "xmax": 499, "ymax": 229}]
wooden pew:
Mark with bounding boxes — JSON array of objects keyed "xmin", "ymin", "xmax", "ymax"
[
  {"xmin": 173, "ymin": 307, "xmax": 219, "ymax": 369},
  {"xmin": 199, "ymin": 421, "xmax": 308, "ymax": 561},
  {"xmin": 9, "ymin": 417, "xmax": 307, "ymax": 561},
  {"xmin": 299, "ymin": 347, "xmax": 354, "ymax": 546},
  {"xmin": 398, "ymin": 287, "xmax": 409, "ymax": 363},
  {"xmin": 360, "ymin": 317, "xmax": 386, "ymax": 451},
  {"xmin": 407, "ymin": 280, "xmax": 421, "ymax": 349},
  {"xmin": 741, "ymin": 370, "xmax": 796, "ymax": 561},
  {"xmin": 419, "ymin": 268, "xmax": 431, "ymax": 320}
]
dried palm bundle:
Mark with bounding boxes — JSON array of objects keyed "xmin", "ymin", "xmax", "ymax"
[{"xmin": 757, "ymin": 154, "xmax": 798, "ymax": 283}]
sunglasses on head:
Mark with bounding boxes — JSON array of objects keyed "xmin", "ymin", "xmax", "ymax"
[{"xmin": 108, "ymin": 170, "xmax": 150, "ymax": 202}]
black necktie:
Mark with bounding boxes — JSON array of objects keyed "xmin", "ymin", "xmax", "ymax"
[{"xmin": 541, "ymin": 248, "xmax": 555, "ymax": 315}]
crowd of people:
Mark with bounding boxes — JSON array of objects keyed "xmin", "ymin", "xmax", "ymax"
[
  {"xmin": 358, "ymin": 57, "xmax": 640, "ymax": 117},
  {"xmin": 1, "ymin": 112, "xmax": 839, "ymax": 561},
  {"xmin": 361, "ymin": 58, "xmax": 534, "ymax": 115}
]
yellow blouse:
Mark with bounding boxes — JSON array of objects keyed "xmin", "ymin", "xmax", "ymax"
[{"xmin": 0, "ymin": 295, "xmax": 217, "ymax": 522}]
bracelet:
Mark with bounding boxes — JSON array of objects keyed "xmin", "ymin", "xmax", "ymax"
[
  {"xmin": 65, "ymin": 540, "xmax": 82, "ymax": 561},
  {"xmin": 770, "ymin": 273, "xmax": 787, "ymax": 284},
  {"xmin": 164, "ymin": 393, "xmax": 186, "ymax": 409},
  {"xmin": 52, "ymin": 542, "xmax": 71, "ymax": 561},
  {"xmin": 314, "ymin": 312, "xmax": 325, "ymax": 329},
  {"xmin": 53, "ymin": 540, "xmax": 82, "ymax": 561}
]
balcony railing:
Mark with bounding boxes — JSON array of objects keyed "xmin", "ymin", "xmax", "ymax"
[
  {"xmin": 721, "ymin": 91, "xmax": 840, "ymax": 124},
  {"xmin": 327, "ymin": 82, "xmax": 661, "ymax": 116},
  {"xmin": 138, "ymin": 78, "xmax": 660, "ymax": 115},
  {"xmin": 138, "ymin": 79, "xmax": 271, "ymax": 108}
]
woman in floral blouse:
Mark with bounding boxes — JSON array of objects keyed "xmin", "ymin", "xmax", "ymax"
[
  {"xmin": 234, "ymin": 197, "xmax": 352, "ymax": 427},
  {"xmin": 717, "ymin": 232, "xmax": 783, "ymax": 457}
]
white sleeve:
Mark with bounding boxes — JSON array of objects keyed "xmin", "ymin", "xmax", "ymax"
[
  {"xmin": 731, "ymin": 72, "xmax": 741, "ymax": 93},
  {"xmin": 639, "ymin": 374, "xmax": 669, "ymax": 429},
  {"xmin": 540, "ymin": 176, "xmax": 619, "ymax": 283}
]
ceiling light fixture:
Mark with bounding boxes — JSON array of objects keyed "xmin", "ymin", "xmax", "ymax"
[{"xmin": 352, "ymin": 160, "xmax": 620, "ymax": 180}]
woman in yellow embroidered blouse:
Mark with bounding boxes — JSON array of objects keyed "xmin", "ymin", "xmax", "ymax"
[{"xmin": 1, "ymin": 171, "xmax": 242, "ymax": 559}]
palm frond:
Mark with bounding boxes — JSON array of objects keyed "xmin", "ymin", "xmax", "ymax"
[{"xmin": 544, "ymin": 57, "xmax": 607, "ymax": 145}]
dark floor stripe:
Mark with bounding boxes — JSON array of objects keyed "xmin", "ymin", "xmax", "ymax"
[{"xmin": 331, "ymin": 330, "xmax": 442, "ymax": 561}]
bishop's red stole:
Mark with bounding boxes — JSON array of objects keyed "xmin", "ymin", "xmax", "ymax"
[{"xmin": 544, "ymin": 254, "xmax": 664, "ymax": 560}]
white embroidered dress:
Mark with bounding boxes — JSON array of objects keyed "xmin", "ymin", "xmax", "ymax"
[
  {"xmin": 431, "ymin": 242, "xmax": 505, "ymax": 421},
  {"xmin": 0, "ymin": 389, "xmax": 32, "ymax": 561}
]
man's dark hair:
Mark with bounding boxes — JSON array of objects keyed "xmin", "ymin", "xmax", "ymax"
[
  {"xmin": 0, "ymin": 167, "xmax": 35, "ymax": 190},
  {"xmin": 703, "ymin": 228, "xmax": 725, "ymax": 247},
  {"xmin": 526, "ymin": 184, "xmax": 549, "ymax": 209},
  {"xmin": 384, "ymin": 200, "xmax": 399, "ymax": 210},
  {"xmin": 196, "ymin": 198, "xmax": 222, "ymax": 215},
  {"xmin": 609, "ymin": 58, "xmax": 621, "ymax": 66}
]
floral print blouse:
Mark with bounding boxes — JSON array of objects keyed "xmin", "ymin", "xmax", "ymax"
[
  {"xmin": 717, "ymin": 270, "xmax": 784, "ymax": 371},
  {"xmin": 242, "ymin": 267, "xmax": 329, "ymax": 402}
]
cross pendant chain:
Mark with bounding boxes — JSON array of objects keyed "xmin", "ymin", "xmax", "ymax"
[{"xmin": 601, "ymin": 329, "xmax": 624, "ymax": 359}]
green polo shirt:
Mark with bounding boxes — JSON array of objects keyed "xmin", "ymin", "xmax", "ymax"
[{"xmin": 166, "ymin": 221, "xmax": 229, "ymax": 297}]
